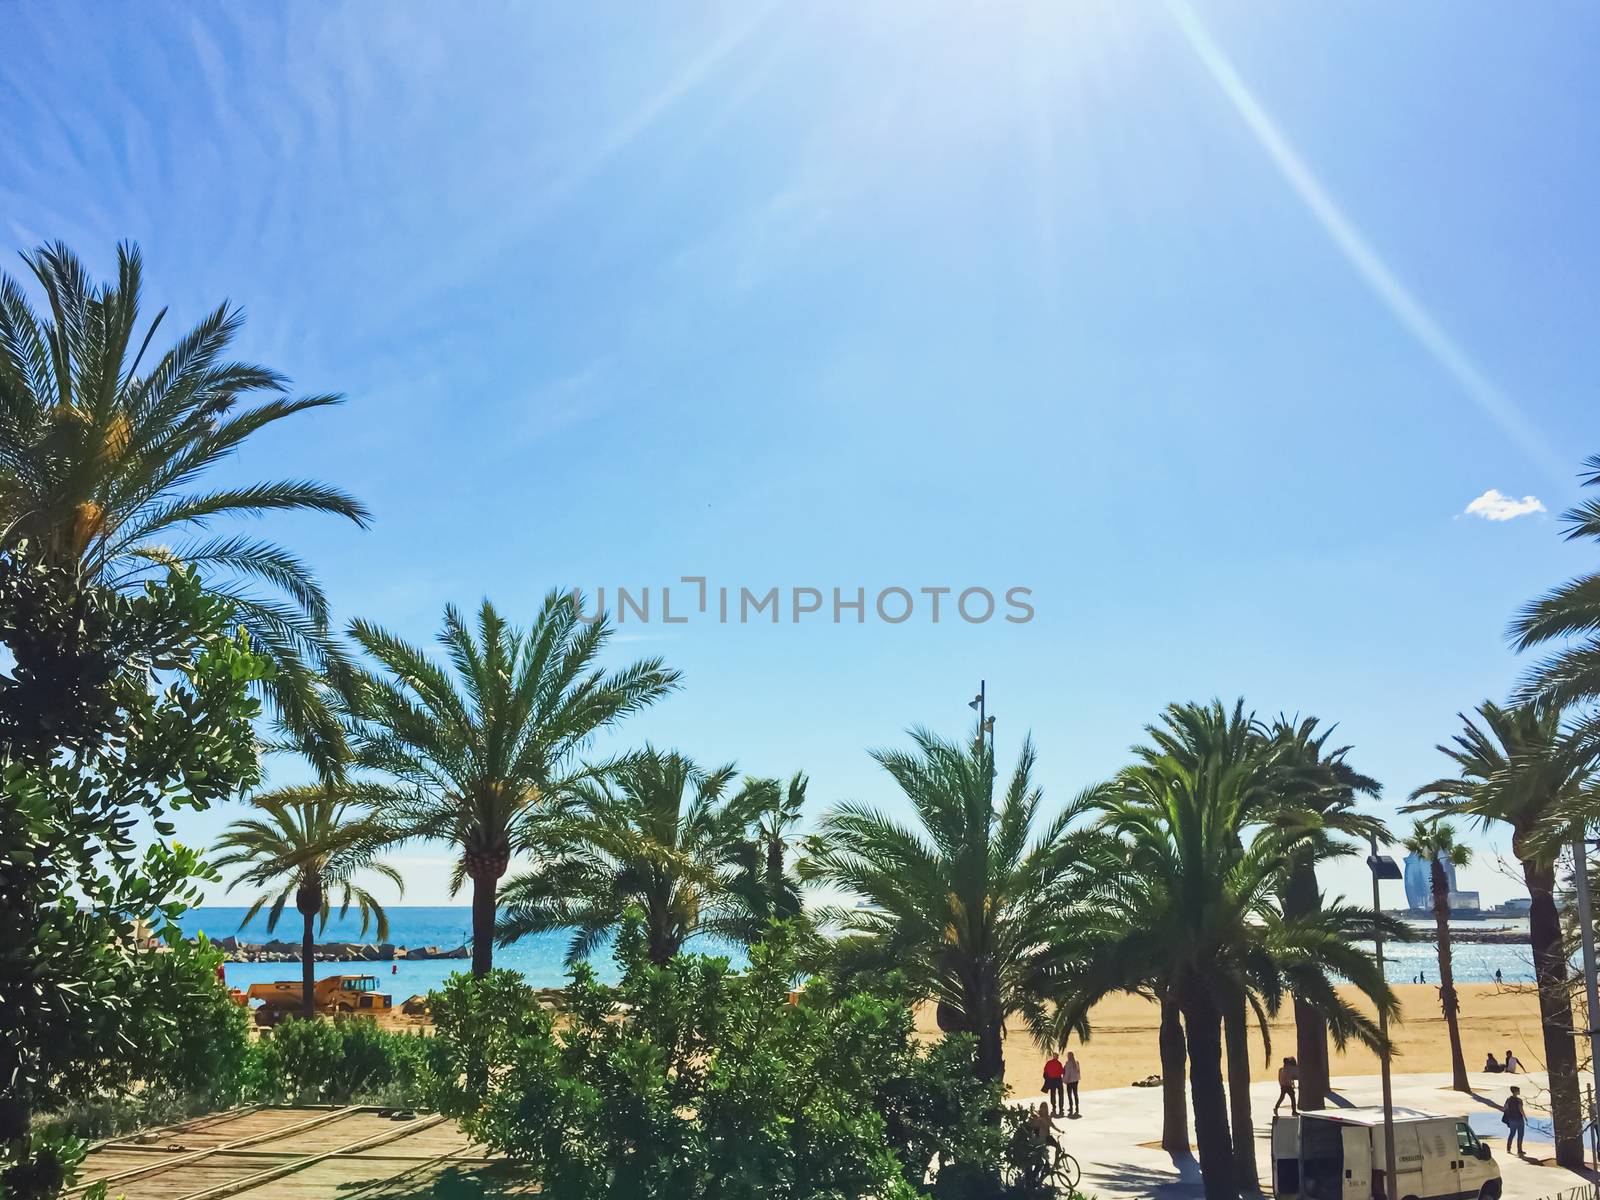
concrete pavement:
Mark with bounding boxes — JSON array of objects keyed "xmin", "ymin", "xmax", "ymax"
[{"xmin": 1014, "ymin": 1071, "xmax": 1599, "ymax": 1199}]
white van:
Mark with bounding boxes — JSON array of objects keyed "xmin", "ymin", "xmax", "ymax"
[{"xmin": 1271, "ymin": 1107, "xmax": 1502, "ymax": 1200}]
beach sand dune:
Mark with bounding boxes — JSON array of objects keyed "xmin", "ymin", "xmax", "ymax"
[{"xmin": 914, "ymin": 983, "xmax": 1554, "ymax": 1096}]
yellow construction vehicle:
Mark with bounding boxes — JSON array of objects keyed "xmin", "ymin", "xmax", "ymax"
[{"xmin": 245, "ymin": 975, "xmax": 393, "ymax": 1026}]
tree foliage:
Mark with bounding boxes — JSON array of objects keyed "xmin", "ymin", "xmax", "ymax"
[
  {"xmin": 1409, "ymin": 700, "xmax": 1592, "ymax": 1169},
  {"xmin": 804, "ymin": 727, "xmax": 1100, "ymax": 1083},
  {"xmin": 214, "ymin": 785, "xmax": 399, "ymax": 1017},
  {"xmin": 1049, "ymin": 701, "xmax": 1399, "ymax": 1199},
  {"xmin": 340, "ymin": 592, "xmax": 679, "ymax": 975},
  {"xmin": 0, "ymin": 241, "xmax": 368, "ymax": 768},
  {"xmin": 496, "ymin": 747, "xmax": 768, "ymax": 966},
  {"xmin": 427, "ymin": 922, "xmax": 1045, "ymax": 1200},
  {"xmin": 0, "ymin": 552, "xmax": 270, "ymax": 1198}
]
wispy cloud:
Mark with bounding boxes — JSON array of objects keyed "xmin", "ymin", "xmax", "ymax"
[
  {"xmin": 1166, "ymin": 0, "xmax": 1568, "ymax": 488},
  {"xmin": 502, "ymin": 359, "xmax": 611, "ymax": 448},
  {"xmin": 1464, "ymin": 489, "xmax": 1546, "ymax": 522}
]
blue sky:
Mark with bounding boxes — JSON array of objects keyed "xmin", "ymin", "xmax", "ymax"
[{"xmin": 3, "ymin": 1, "xmax": 1597, "ymax": 907}]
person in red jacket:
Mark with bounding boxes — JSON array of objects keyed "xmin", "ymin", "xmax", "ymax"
[{"xmin": 1043, "ymin": 1052, "xmax": 1065, "ymax": 1117}]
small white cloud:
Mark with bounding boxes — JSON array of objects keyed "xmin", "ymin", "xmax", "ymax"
[{"xmin": 1464, "ymin": 489, "xmax": 1546, "ymax": 522}]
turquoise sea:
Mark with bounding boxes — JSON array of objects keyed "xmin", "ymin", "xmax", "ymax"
[
  {"xmin": 182, "ymin": 907, "xmax": 1542, "ymax": 996},
  {"xmin": 179, "ymin": 905, "xmax": 749, "ymax": 996}
]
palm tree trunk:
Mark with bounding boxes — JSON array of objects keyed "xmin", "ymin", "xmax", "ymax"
[
  {"xmin": 296, "ymin": 880, "xmax": 320, "ymax": 1020},
  {"xmin": 1525, "ymin": 857, "xmax": 1584, "ymax": 1168},
  {"xmin": 1291, "ymin": 993, "xmax": 1329, "ymax": 1112},
  {"xmin": 1431, "ymin": 860, "xmax": 1470, "ymax": 1092},
  {"xmin": 300, "ymin": 907, "xmax": 316, "ymax": 1020},
  {"xmin": 976, "ymin": 1019, "xmax": 1005, "ymax": 1084},
  {"xmin": 470, "ymin": 871, "xmax": 498, "ymax": 977},
  {"xmin": 1224, "ymin": 997, "xmax": 1259, "ymax": 1191},
  {"xmin": 1284, "ymin": 861, "xmax": 1330, "ymax": 1110},
  {"xmin": 1180, "ymin": 979, "xmax": 1236, "ymax": 1200},
  {"xmin": 766, "ymin": 834, "xmax": 784, "ymax": 908},
  {"xmin": 1160, "ymin": 991, "xmax": 1191, "ymax": 1153}
]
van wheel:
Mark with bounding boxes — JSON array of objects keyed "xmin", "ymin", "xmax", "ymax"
[{"xmin": 1479, "ymin": 1183, "xmax": 1501, "ymax": 1200}]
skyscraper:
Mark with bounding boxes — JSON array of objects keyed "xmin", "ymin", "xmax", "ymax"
[{"xmin": 1402, "ymin": 851, "xmax": 1458, "ymax": 911}]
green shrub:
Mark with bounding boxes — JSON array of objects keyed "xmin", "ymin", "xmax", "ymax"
[
  {"xmin": 29, "ymin": 936, "xmax": 256, "ymax": 1150},
  {"xmin": 121, "ymin": 937, "xmax": 255, "ymax": 1106},
  {"xmin": 427, "ymin": 920, "xmax": 1037, "ymax": 1200},
  {"xmin": 252, "ymin": 1016, "xmax": 435, "ymax": 1106}
]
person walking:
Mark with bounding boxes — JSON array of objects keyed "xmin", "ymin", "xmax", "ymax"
[
  {"xmin": 1503, "ymin": 1087, "xmax": 1526, "ymax": 1155},
  {"xmin": 1063, "ymin": 1051, "xmax": 1082, "ymax": 1118},
  {"xmin": 1043, "ymin": 1052, "xmax": 1065, "ymax": 1117},
  {"xmin": 1494, "ymin": 968, "xmax": 1503, "ymax": 985},
  {"xmin": 1274, "ymin": 1057, "xmax": 1299, "ymax": 1116}
]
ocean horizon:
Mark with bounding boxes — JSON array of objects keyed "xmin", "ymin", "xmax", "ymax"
[
  {"xmin": 180, "ymin": 905, "xmax": 748, "ymax": 995},
  {"xmin": 181, "ymin": 905, "xmax": 1540, "ymax": 995}
]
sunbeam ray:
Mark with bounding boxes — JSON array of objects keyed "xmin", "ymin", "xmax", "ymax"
[{"xmin": 1167, "ymin": 0, "xmax": 1567, "ymax": 486}]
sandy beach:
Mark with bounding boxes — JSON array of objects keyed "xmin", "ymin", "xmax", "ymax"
[{"xmin": 914, "ymin": 983, "xmax": 1556, "ymax": 1097}]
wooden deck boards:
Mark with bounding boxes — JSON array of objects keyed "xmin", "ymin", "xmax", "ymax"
[{"xmin": 70, "ymin": 1107, "xmax": 523, "ymax": 1199}]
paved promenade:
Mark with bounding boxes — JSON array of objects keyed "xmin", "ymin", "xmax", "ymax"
[{"xmin": 1016, "ymin": 1071, "xmax": 1599, "ymax": 1199}]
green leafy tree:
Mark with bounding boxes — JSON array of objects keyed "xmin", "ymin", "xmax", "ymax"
[
  {"xmin": 0, "ymin": 241, "xmax": 369, "ymax": 769},
  {"xmin": 120, "ymin": 935, "xmax": 254, "ymax": 1109},
  {"xmin": 1409, "ymin": 700, "xmax": 1589, "ymax": 1168},
  {"xmin": 1266, "ymin": 717, "xmax": 1384, "ymax": 1112},
  {"xmin": 213, "ymin": 788, "xmax": 400, "ymax": 1019},
  {"xmin": 1401, "ymin": 818, "xmax": 1473, "ymax": 1092},
  {"xmin": 804, "ymin": 726, "xmax": 1099, "ymax": 1084},
  {"xmin": 496, "ymin": 748, "xmax": 760, "ymax": 966},
  {"xmin": 29, "ymin": 937, "xmax": 256, "ymax": 1148},
  {"xmin": 341, "ymin": 592, "xmax": 679, "ymax": 976},
  {"xmin": 427, "ymin": 923, "xmax": 1037, "ymax": 1200},
  {"xmin": 0, "ymin": 554, "xmax": 269, "ymax": 1199},
  {"xmin": 1056, "ymin": 701, "xmax": 1397, "ymax": 1200}
]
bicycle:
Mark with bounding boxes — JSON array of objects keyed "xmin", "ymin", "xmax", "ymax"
[
  {"xmin": 1044, "ymin": 1142, "xmax": 1081, "ymax": 1193},
  {"xmin": 1006, "ymin": 1132, "xmax": 1082, "ymax": 1195}
]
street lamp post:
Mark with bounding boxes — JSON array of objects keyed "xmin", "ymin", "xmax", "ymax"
[
  {"xmin": 1572, "ymin": 831, "xmax": 1600, "ymax": 1165},
  {"xmin": 968, "ymin": 681, "xmax": 995, "ymax": 756},
  {"xmin": 1368, "ymin": 833, "xmax": 1402, "ymax": 1199}
]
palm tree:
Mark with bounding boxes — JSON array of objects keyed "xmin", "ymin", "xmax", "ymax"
[
  {"xmin": 1057, "ymin": 702, "xmax": 1397, "ymax": 1200},
  {"xmin": 1409, "ymin": 700, "xmax": 1591, "ymax": 1169},
  {"xmin": 0, "ymin": 241, "xmax": 369, "ymax": 768},
  {"xmin": 340, "ymin": 592, "xmax": 679, "ymax": 976},
  {"xmin": 213, "ymin": 789, "xmax": 399, "ymax": 1019},
  {"xmin": 723, "ymin": 771, "xmax": 808, "ymax": 940},
  {"xmin": 804, "ymin": 726, "xmax": 1099, "ymax": 1085},
  {"xmin": 1512, "ymin": 454, "xmax": 1600, "ymax": 708},
  {"xmin": 1401, "ymin": 818, "xmax": 1472, "ymax": 1092},
  {"xmin": 1268, "ymin": 717, "xmax": 1384, "ymax": 1112},
  {"xmin": 496, "ymin": 748, "xmax": 761, "ymax": 965},
  {"xmin": 1149, "ymin": 699, "xmax": 1276, "ymax": 1189}
]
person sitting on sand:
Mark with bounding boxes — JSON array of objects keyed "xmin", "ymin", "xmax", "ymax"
[
  {"xmin": 1274, "ymin": 1057, "xmax": 1299, "ymax": 1116},
  {"xmin": 1503, "ymin": 1086, "xmax": 1526, "ymax": 1155},
  {"xmin": 1483, "ymin": 1052, "xmax": 1504, "ymax": 1073},
  {"xmin": 1504, "ymin": 1049, "xmax": 1523, "ymax": 1074}
]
